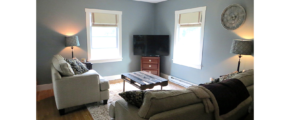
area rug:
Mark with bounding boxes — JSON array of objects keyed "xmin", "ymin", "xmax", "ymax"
[
  {"xmin": 86, "ymin": 81, "xmax": 184, "ymax": 120},
  {"xmin": 86, "ymin": 81, "xmax": 139, "ymax": 120}
]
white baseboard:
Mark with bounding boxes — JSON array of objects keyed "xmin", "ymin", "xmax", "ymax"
[
  {"xmin": 102, "ymin": 74, "xmax": 122, "ymax": 81},
  {"xmin": 37, "ymin": 83, "xmax": 53, "ymax": 91},
  {"xmin": 160, "ymin": 73, "xmax": 170, "ymax": 80},
  {"xmin": 160, "ymin": 73, "xmax": 197, "ymax": 88}
]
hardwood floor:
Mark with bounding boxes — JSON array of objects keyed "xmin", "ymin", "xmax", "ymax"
[
  {"xmin": 37, "ymin": 89, "xmax": 54, "ymax": 101},
  {"xmin": 37, "ymin": 80, "xmax": 185, "ymax": 120},
  {"xmin": 37, "ymin": 97, "xmax": 93, "ymax": 120}
]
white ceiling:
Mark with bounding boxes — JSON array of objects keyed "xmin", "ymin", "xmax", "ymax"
[{"xmin": 134, "ymin": 0, "xmax": 167, "ymax": 3}]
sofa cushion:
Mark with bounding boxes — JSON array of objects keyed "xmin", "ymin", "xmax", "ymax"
[
  {"xmin": 115, "ymin": 99, "xmax": 148, "ymax": 120},
  {"xmin": 138, "ymin": 89, "xmax": 202, "ymax": 119},
  {"xmin": 59, "ymin": 63, "xmax": 75, "ymax": 76}
]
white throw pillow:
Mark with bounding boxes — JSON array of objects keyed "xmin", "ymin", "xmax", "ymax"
[
  {"xmin": 52, "ymin": 55, "xmax": 71, "ymax": 75},
  {"xmin": 59, "ymin": 63, "xmax": 75, "ymax": 76}
]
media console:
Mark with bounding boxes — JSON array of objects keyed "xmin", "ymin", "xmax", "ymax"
[{"xmin": 141, "ymin": 57, "xmax": 160, "ymax": 76}]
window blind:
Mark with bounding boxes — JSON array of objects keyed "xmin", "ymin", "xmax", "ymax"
[
  {"xmin": 92, "ymin": 12, "xmax": 117, "ymax": 26},
  {"xmin": 179, "ymin": 12, "xmax": 201, "ymax": 26}
]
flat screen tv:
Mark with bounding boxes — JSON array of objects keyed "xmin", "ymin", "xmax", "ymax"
[{"xmin": 133, "ymin": 35, "xmax": 169, "ymax": 56}]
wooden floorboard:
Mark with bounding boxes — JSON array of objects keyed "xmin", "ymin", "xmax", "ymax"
[
  {"xmin": 37, "ymin": 97, "xmax": 93, "ymax": 120},
  {"xmin": 37, "ymin": 80, "xmax": 185, "ymax": 120}
]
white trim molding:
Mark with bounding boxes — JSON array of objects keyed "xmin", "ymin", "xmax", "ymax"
[
  {"xmin": 85, "ymin": 8, "xmax": 122, "ymax": 14},
  {"xmin": 85, "ymin": 8, "xmax": 123, "ymax": 63},
  {"xmin": 160, "ymin": 73, "xmax": 170, "ymax": 80},
  {"xmin": 102, "ymin": 74, "xmax": 122, "ymax": 81},
  {"xmin": 172, "ymin": 59, "xmax": 202, "ymax": 69},
  {"xmin": 172, "ymin": 6, "xmax": 206, "ymax": 70},
  {"xmin": 134, "ymin": 0, "xmax": 167, "ymax": 3},
  {"xmin": 37, "ymin": 83, "xmax": 53, "ymax": 91},
  {"xmin": 90, "ymin": 58, "xmax": 122, "ymax": 64},
  {"xmin": 160, "ymin": 73, "xmax": 197, "ymax": 88}
]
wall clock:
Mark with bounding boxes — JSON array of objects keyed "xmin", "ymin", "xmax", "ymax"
[{"xmin": 221, "ymin": 4, "xmax": 246, "ymax": 30}]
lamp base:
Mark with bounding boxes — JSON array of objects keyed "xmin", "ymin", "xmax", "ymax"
[
  {"xmin": 237, "ymin": 54, "xmax": 241, "ymax": 72},
  {"xmin": 71, "ymin": 46, "xmax": 74, "ymax": 58}
]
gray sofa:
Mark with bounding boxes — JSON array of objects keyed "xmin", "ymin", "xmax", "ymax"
[{"xmin": 109, "ymin": 69, "xmax": 254, "ymax": 120}]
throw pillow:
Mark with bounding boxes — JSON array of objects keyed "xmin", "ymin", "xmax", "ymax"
[
  {"xmin": 65, "ymin": 58, "xmax": 88, "ymax": 74},
  {"xmin": 59, "ymin": 63, "xmax": 75, "ymax": 76},
  {"xmin": 119, "ymin": 90, "xmax": 147, "ymax": 108},
  {"xmin": 119, "ymin": 90, "xmax": 170, "ymax": 108},
  {"xmin": 75, "ymin": 58, "xmax": 89, "ymax": 72},
  {"xmin": 219, "ymin": 71, "xmax": 239, "ymax": 82}
]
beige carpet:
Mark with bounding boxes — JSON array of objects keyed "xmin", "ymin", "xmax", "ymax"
[{"xmin": 86, "ymin": 81, "xmax": 184, "ymax": 120}]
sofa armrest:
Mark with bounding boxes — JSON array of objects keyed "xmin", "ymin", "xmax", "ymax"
[
  {"xmin": 51, "ymin": 65, "xmax": 62, "ymax": 81},
  {"xmin": 113, "ymin": 99, "xmax": 147, "ymax": 120},
  {"xmin": 52, "ymin": 72, "xmax": 101, "ymax": 109},
  {"xmin": 54, "ymin": 73, "xmax": 100, "ymax": 89},
  {"xmin": 109, "ymin": 102, "xmax": 115, "ymax": 118}
]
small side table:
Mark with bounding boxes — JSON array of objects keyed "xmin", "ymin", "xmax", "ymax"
[{"xmin": 84, "ymin": 62, "xmax": 93, "ymax": 70}]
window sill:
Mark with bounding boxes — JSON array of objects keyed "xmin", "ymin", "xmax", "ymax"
[
  {"xmin": 172, "ymin": 59, "xmax": 201, "ymax": 69},
  {"xmin": 90, "ymin": 58, "xmax": 122, "ymax": 63}
]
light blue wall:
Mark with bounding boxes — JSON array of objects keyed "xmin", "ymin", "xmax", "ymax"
[
  {"xmin": 155, "ymin": 0, "xmax": 254, "ymax": 84},
  {"xmin": 37, "ymin": 0, "xmax": 254, "ymax": 85},
  {"xmin": 37, "ymin": 0, "xmax": 155, "ymax": 85}
]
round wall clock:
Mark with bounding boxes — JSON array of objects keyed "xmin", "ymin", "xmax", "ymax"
[{"xmin": 221, "ymin": 4, "xmax": 246, "ymax": 30}]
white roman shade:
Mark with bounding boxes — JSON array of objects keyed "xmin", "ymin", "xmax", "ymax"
[
  {"xmin": 179, "ymin": 12, "xmax": 201, "ymax": 26},
  {"xmin": 92, "ymin": 12, "xmax": 117, "ymax": 26}
]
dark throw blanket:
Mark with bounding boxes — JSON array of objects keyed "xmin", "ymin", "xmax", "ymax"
[{"xmin": 199, "ymin": 79, "xmax": 250, "ymax": 115}]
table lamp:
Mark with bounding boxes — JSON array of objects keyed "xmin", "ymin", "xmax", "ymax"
[
  {"xmin": 230, "ymin": 39, "xmax": 253, "ymax": 72},
  {"xmin": 66, "ymin": 36, "xmax": 80, "ymax": 58}
]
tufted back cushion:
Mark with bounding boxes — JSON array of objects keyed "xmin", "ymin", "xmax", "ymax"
[{"xmin": 138, "ymin": 89, "xmax": 202, "ymax": 119}]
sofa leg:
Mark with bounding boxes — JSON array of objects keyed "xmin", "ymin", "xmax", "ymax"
[
  {"xmin": 103, "ymin": 100, "xmax": 108, "ymax": 104},
  {"xmin": 59, "ymin": 109, "xmax": 65, "ymax": 115}
]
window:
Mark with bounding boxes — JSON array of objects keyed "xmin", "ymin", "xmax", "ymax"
[
  {"xmin": 173, "ymin": 7, "xmax": 206, "ymax": 69},
  {"xmin": 85, "ymin": 9, "xmax": 122, "ymax": 63}
]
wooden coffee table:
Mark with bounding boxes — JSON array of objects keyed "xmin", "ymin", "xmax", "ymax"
[{"xmin": 121, "ymin": 71, "xmax": 168, "ymax": 92}]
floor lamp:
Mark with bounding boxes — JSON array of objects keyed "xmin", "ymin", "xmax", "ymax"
[
  {"xmin": 230, "ymin": 39, "xmax": 253, "ymax": 72},
  {"xmin": 66, "ymin": 36, "xmax": 80, "ymax": 58}
]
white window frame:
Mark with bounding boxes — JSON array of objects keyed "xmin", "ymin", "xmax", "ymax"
[
  {"xmin": 85, "ymin": 8, "xmax": 122, "ymax": 63},
  {"xmin": 172, "ymin": 6, "xmax": 206, "ymax": 69}
]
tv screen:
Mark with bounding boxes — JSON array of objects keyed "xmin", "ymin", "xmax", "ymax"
[{"xmin": 133, "ymin": 35, "xmax": 169, "ymax": 56}]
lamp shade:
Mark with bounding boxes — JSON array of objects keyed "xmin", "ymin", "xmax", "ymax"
[
  {"xmin": 66, "ymin": 36, "xmax": 80, "ymax": 46},
  {"xmin": 230, "ymin": 39, "xmax": 253, "ymax": 55}
]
